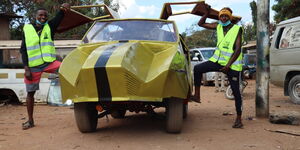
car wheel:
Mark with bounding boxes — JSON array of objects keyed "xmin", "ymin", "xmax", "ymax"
[
  {"xmin": 288, "ymin": 75, "xmax": 300, "ymax": 104},
  {"xmin": 225, "ymin": 85, "xmax": 235, "ymax": 100},
  {"xmin": 183, "ymin": 103, "xmax": 188, "ymax": 119},
  {"xmin": 166, "ymin": 98, "xmax": 183, "ymax": 133},
  {"xmin": 74, "ymin": 102, "xmax": 98, "ymax": 133},
  {"xmin": 203, "ymin": 81, "xmax": 209, "ymax": 86},
  {"xmin": 202, "ymin": 75, "xmax": 209, "ymax": 86},
  {"xmin": 111, "ymin": 109, "xmax": 126, "ymax": 119}
]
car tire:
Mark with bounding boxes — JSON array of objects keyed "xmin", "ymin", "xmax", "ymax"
[
  {"xmin": 111, "ymin": 109, "xmax": 126, "ymax": 119},
  {"xmin": 203, "ymin": 80, "xmax": 210, "ymax": 86},
  {"xmin": 74, "ymin": 102, "xmax": 98, "ymax": 133},
  {"xmin": 288, "ymin": 75, "xmax": 300, "ymax": 104},
  {"xmin": 225, "ymin": 85, "xmax": 235, "ymax": 100},
  {"xmin": 166, "ymin": 98, "xmax": 183, "ymax": 133},
  {"xmin": 183, "ymin": 103, "xmax": 188, "ymax": 119}
]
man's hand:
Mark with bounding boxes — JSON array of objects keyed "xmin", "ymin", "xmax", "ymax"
[
  {"xmin": 24, "ymin": 66, "xmax": 32, "ymax": 81},
  {"xmin": 220, "ymin": 66, "xmax": 230, "ymax": 74},
  {"xmin": 60, "ymin": 3, "xmax": 70, "ymax": 12}
]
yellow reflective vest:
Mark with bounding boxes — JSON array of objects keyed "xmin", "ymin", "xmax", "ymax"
[
  {"xmin": 209, "ymin": 24, "xmax": 243, "ymax": 71},
  {"xmin": 23, "ymin": 24, "xmax": 56, "ymax": 67}
]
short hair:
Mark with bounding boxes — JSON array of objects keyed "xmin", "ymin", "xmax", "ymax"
[
  {"xmin": 221, "ymin": 7, "xmax": 233, "ymax": 14},
  {"xmin": 35, "ymin": 8, "xmax": 47, "ymax": 14}
]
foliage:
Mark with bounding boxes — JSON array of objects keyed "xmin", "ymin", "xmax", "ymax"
[
  {"xmin": 249, "ymin": 1, "xmax": 257, "ymax": 32},
  {"xmin": 183, "ymin": 28, "xmax": 217, "ymax": 49},
  {"xmin": 0, "ymin": 0, "xmax": 119, "ymax": 40},
  {"xmin": 272, "ymin": 0, "xmax": 300, "ymax": 23},
  {"xmin": 242, "ymin": 23, "xmax": 256, "ymax": 44}
]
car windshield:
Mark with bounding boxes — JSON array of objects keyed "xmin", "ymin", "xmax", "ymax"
[
  {"xmin": 244, "ymin": 54, "xmax": 256, "ymax": 65},
  {"xmin": 200, "ymin": 49, "xmax": 215, "ymax": 60},
  {"xmin": 83, "ymin": 20, "xmax": 177, "ymax": 43}
]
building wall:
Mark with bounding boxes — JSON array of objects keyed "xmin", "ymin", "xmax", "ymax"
[{"xmin": 0, "ymin": 18, "xmax": 10, "ymax": 40}]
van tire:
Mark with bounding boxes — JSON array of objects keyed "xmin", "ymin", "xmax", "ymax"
[
  {"xmin": 166, "ymin": 98, "xmax": 183, "ymax": 133},
  {"xmin": 288, "ymin": 75, "xmax": 300, "ymax": 104},
  {"xmin": 74, "ymin": 102, "xmax": 98, "ymax": 133}
]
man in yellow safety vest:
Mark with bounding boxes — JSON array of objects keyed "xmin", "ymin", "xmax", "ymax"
[
  {"xmin": 191, "ymin": 5, "xmax": 244, "ymax": 128},
  {"xmin": 20, "ymin": 3, "xmax": 70, "ymax": 130}
]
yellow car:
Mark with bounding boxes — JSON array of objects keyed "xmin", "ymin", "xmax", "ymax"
[{"xmin": 59, "ymin": 5, "xmax": 193, "ymax": 133}]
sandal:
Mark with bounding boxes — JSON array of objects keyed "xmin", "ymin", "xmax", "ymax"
[
  {"xmin": 22, "ymin": 120, "xmax": 34, "ymax": 130},
  {"xmin": 190, "ymin": 95, "xmax": 201, "ymax": 103},
  {"xmin": 232, "ymin": 120, "xmax": 243, "ymax": 128}
]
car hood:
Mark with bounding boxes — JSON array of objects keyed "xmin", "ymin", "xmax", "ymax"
[{"xmin": 59, "ymin": 41, "xmax": 190, "ymax": 102}]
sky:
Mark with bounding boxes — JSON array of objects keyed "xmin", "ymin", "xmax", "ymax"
[{"xmin": 113, "ymin": 0, "xmax": 276, "ymax": 33}]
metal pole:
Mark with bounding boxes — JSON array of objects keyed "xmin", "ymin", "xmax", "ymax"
[{"xmin": 256, "ymin": 0, "xmax": 270, "ymax": 117}]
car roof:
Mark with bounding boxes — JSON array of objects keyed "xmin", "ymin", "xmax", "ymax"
[
  {"xmin": 278, "ymin": 16, "xmax": 300, "ymax": 26},
  {"xmin": 97, "ymin": 18, "xmax": 175, "ymax": 23},
  {"xmin": 191, "ymin": 47, "xmax": 216, "ymax": 51}
]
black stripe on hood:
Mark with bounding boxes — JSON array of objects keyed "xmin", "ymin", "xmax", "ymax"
[{"xmin": 94, "ymin": 43, "xmax": 123, "ymax": 101}]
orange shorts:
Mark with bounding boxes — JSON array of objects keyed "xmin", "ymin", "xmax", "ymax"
[{"xmin": 24, "ymin": 60, "xmax": 61, "ymax": 92}]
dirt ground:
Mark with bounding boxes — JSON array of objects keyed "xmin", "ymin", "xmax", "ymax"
[{"xmin": 0, "ymin": 79, "xmax": 299, "ymax": 150}]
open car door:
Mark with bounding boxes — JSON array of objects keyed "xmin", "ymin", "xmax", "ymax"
[
  {"xmin": 160, "ymin": 1, "xmax": 241, "ymax": 24},
  {"xmin": 56, "ymin": 4, "xmax": 119, "ymax": 33}
]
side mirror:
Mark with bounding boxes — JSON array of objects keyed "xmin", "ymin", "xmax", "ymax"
[{"xmin": 192, "ymin": 56, "xmax": 199, "ymax": 61}]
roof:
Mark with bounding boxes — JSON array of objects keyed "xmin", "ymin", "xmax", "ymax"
[
  {"xmin": 242, "ymin": 41, "xmax": 256, "ymax": 49},
  {"xmin": 0, "ymin": 40, "xmax": 81, "ymax": 49},
  {"xmin": 278, "ymin": 16, "xmax": 300, "ymax": 25},
  {"xmin": 0, "ymin": 13, "xmax": 23, "ymax": 18}
]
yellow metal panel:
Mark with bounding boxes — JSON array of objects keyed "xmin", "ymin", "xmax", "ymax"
[
  {"xmin": 105, "ymin": 41, "xmax": 187, "ymax": 101},
  {"xmin": 59, "ymin": 41, "xmax": 118, "ymax": 102},
  {"xmin": 60, "ymin": 40, "xmax": 190, "ymax": 102}
]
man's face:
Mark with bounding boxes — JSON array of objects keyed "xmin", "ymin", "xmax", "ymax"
[
  {"xmin": 219, "ymin": 14, "xmax": 230, "ymax": 23},
  {"xmin": 36, "ymin": 10, "xmax": 48, "ymax": 24}
]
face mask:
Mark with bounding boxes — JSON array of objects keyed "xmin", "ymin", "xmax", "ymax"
[
  {"xmin": 218, "ymin": 20, "xmax": 231, "ymax": 26},
  {"xmin": 36, "ymin": 20, "xmax": 48, "ymax": 25}
]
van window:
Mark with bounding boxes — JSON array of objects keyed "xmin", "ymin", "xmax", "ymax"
[
  {"xmin": 278, "ymin": 24, "xmax": 300, "ymax": 49},
  {"xmin": 0, "ymin": 49, "xmax": 23, "ymax": 69}
]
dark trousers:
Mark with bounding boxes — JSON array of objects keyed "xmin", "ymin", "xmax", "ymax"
[{"xmin": 194, "ymin": 61, "xmax": 243, "ymax": 115}]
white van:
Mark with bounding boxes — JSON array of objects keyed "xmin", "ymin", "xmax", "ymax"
[
  {"xmin": 270, "ymin": 16, "xmax": 300, "ymax": 104},
  {"xmin": 0, "ymin": 40, "xmax": 79, "ymax": 103}
]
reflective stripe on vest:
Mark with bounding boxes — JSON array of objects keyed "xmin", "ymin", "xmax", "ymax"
[
  {"xmin": 23, "ymin": 24, "xmax": 56, "ymax": 67},
  {"xmin": 209, "ymin": 24, "xmax": 243, "ymax": 71}
]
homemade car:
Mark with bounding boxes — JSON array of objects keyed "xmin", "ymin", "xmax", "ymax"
[
  {"xmin": 58, "ymin": 5, "xmax": 193, "ymax": 133},
  {"xmin": 58, "ymin": 1, "xmax": 242, "ymax": 133}
]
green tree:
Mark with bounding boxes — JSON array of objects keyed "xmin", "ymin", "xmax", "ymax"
[
  {"xmin": 242, "ymin": 23, "xmax": 256, "ymax": 43},
  {"xmin": 1, "ymin": 0, "xmax": 119, "ymax": 40},
  {"xmin": 249, "ymin": 1, "xmax": 257, "ymax": 32},
  {"xmin": 272, "ymin": 0, "xmax": 300, "ymax": 23},
  {"xmin": 184, "ymin": 29, "xmax": 217, "ymax": 49}
]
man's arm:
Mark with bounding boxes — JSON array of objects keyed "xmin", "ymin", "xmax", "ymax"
[
  {"xmin": 48, "ymin": 3, "xmax": 70, "ymax": 33},
  {"xmin": 198, "ymin": 5, "xmax": 217, "ymax": 29},
  {"xmin": 220, "ymin": 28, "xmax": 242, "ymax": 73},
  {"xmin": 20, "ymin": 33, "xmax": 32, "ymax": 80}
]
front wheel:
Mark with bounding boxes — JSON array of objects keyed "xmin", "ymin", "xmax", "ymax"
[
  {"xmin": 74, "ymin": 102, "xmax": 98, "ymax": 133},
  {"xmin": 225, "ymin": 85, "xmax": 235, "ymax": 100},
  {"xmin": 166, "ymin": 98, "xmax": 183, "ymax": 133},
  {"xmin": 288, "ymin": 75, "xmax": 300, "ymax": 104}
]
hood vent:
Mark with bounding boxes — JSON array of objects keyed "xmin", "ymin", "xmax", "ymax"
[{"xmin": 124, "ymin": 72, "xmax": 141, "ymax": 95}]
